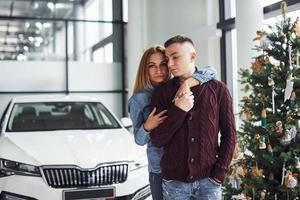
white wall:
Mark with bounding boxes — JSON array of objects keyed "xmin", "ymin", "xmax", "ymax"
[
  {"xmin": 127, "ymin": 0, "xmax": 221, "ymax": 98},
  {"xmin": 0, "ymin": 61, "xmax": 123, "ymax": 118}
]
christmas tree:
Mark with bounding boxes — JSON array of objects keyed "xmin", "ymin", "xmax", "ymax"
[{"xmin": 223, "ymin": 1, "xmax": 300, "ymax": 199}]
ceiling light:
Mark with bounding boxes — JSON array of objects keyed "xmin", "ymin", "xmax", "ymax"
[
  {"xmin": 55, "ymin": 3, "xmax": 67, "ymax": 9},
  {"xmin": 25, "ymin": 22, "xmax": 30, "ymax": 29},
  {"xmin": 17, "ymin": 54, "xmax": 26, "ymax": 61},
  {"xmin": 35, "ymin": 22, "xmax": 42, "ymax": 29},
  {"xmin": 33, "ymin": 2, "xmax": 39, "ymax": 9},
  {"xmin": 36, "ymin": 37, "xmax": 43, "ymax": 43},
  {"xmin": 47, "ymin": 2, "xmax": 55, "ymax": 10},
  {"xmin": 35, "ymin": 42, "xmax": 40, "ymax": 47},
  {"xmin": 43, "ymin": 23, "xmax": 52, "ymax": 28},
  {"xmin": 28, "ymin": 36, "xmax": 34, "ymax": 42}
]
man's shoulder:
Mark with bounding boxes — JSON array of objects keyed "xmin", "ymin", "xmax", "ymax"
[{"xmin": 205, "ymin": 79, "xmax": 228, "ymax": 90}]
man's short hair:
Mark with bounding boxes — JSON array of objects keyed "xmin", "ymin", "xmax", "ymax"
[{"xmin": 164, "ymin": 35, "xmax": 194, "ymax": 48}]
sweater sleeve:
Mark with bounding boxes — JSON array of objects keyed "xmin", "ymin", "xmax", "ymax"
[
  {"xmin": 192, "ymin": 66, "xmax": 217, "ymax": 84},
  {"xmin": 149, "ymin": 86, "xmax": 188, "ymax": 148},
  {"xmin": 128, "ymin": 97, "xmax": 150, "ymax": 146},
  {"xmin": 210, "ymin": 85, "xmax": 237, "ymax": 182}
]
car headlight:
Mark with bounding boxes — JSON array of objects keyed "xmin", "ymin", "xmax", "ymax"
[
  {"xmin": 0, "ymin": 159, "xmax": 41, "ymax": 177},
  {"xmin": 129, "ymin": 155, "xmax": 148, "ymax": 171}
]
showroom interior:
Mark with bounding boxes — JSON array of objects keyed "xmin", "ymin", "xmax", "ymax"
[{"xmin": 0, "ymin": 0, "xmax": 300, "ymax": 199}]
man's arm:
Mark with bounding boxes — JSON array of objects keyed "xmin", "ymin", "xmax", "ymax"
[
  {"xmin": 210, "ymin": 85, "xmax": 237, "ymax": 183},
  {"xmin": 149, "ymin": 87, "xmax": 192, "ymax": 148}
]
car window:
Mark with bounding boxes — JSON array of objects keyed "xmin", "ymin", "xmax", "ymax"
[{"xmin": 6, "ymin": 102, "xmax": 121, "ymax": 132}]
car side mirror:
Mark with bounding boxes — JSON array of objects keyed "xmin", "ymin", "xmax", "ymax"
[{"xmin": 120, "ymin": 117, "xmax": 133, "ymax": 128}]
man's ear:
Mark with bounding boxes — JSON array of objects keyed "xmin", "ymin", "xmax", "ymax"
[{"xmin": 190, "ymin": 52, "xmax": 197, "ymax": 63}]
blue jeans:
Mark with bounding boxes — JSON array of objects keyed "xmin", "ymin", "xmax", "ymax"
[
  {"xmin": 162, "ymin": 178, "xmax": 221, "ymax": 200},
  {"xmin": 149, "ymin": 172, "xmax": 163, "ymax": 200}
]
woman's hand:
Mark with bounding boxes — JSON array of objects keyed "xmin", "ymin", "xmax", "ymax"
[{"xmin": 143, "ymin": 107, "xmax": 167, "ymax": 132}]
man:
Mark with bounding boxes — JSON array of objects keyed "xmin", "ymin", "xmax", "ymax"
[{"xmin": 149, "ymin": 35, "xmax": 236, "ymax": 199}]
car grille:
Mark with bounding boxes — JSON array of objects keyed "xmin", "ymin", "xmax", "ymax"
[{"xmin": 42, "ymin": 163, "xmax": 128, "ymax": 188}]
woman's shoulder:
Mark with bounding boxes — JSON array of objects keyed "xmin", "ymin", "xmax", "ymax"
[{"xmin": 128, "ymin": 89, "xmax": 152, "ymax": 108}]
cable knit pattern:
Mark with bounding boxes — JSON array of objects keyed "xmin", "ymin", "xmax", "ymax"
[{"xmin": 150, "ymin": 79, "xmax": 236, "ymax": 183}]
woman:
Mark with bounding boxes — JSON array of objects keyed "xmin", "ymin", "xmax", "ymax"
[{"xmin": 127, "ymin": 45, "xmax": 216, "ymax": 200}]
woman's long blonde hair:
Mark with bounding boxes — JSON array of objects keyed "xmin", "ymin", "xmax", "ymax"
[{"xmin": 133, "ymin": 45, "xmax": 171, "ymax": 92}]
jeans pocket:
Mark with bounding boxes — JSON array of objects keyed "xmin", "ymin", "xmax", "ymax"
[
  {"xmin": 207, "ymin": 177, "xmax": 222, "ymax": 186},
  {"xmin": 162, "ymin": 179, "xmax": 174, "ymax": 183}
]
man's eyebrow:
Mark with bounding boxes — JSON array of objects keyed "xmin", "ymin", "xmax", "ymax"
[{"xmin": 167, "ymin": 52, "xmax": 178, "ymax": 57}]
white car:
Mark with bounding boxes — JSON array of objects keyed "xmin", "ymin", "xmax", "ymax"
[{"xmin": 0, "ymin": 95, "xmax": 150, "ymax": 200}]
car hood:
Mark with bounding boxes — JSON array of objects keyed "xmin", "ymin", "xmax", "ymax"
[{"xmin": 0, "ymin": 129, "xmax": 146, "ymax": 168}]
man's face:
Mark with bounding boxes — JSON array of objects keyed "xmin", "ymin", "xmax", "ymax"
[{"xmin": 165, "ymin": 43, "xmax": 194, "ymax": 78}]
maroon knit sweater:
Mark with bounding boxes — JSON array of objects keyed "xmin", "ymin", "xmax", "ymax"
[{"xmin": 149, "ymin": 78, "xmax": 236, "ymax": 183}]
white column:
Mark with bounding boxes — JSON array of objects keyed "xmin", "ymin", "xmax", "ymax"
[
  {"xmin": 236, "ymin": 0, "xmax": 263, "ymax": 103},
  {"xmin": 126, "ymin": 0, "xmax": 147, "ymax": 98},
  {"xmin": 236, "ymin": 0, "xmax": 263, "ymax": 71}
]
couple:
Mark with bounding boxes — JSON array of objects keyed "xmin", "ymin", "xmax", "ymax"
[{"xmin": 128, "ymin": 35, "xmax": 236, "ymax": 200}]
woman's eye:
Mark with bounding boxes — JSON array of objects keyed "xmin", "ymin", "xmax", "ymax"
[
  {"xmin": 148, "ymin": 65, "xmax": 156, "ymax": 68},
  {"xmin": 160, "ymin": 62, "xmax": 167, "ymax": 66}
]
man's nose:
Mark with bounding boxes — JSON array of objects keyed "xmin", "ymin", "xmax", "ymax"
[{"xmin": 167, "ymin": 59, "xmax": 173, "ymax": 67}]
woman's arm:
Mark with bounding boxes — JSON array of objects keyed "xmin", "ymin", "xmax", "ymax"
[
  {"xmin": 174, "ymin": 66, "xmax": 217, "ymax": 101},
  {"xmin": 128, "ymin": 97, "xmax": 167, "ymax": 146}
]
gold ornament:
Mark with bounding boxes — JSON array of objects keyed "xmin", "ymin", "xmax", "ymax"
[
  {"xmin": 290, "ymin": 91, "xmax": 296, "ymax": 101},
  {"xmin": 284, "ymin": 171, "xmax": 298, "ymax": 188},
  {"xmin": 253, "ymin": 30, "xmax": 264, "ymax": 41},
  {"xmin": 261, "ymin": 108, "xmax": 267, "ymax": 126},
  {"xmin": 244, "ymin": 84, "xmax": 251, "ymax": 93},
  {"xmin": 242, "ymin": 96, "xmax": 249, "ymax": 101},
  {"xmin": 287, "ymin": 115, "xmax": 293, "ymax": 122},
  {"xmin": 240, "ymin": 108, "xmax": 253, "ymax": 121},
  {"xmin": 294, "ymin": 21, "xmax": 300, "ymax": 37},
  {"xmin": 278, "ymin": 31, "xmax": 285, "ymax": 38},
  {"xmin": 254, "ymin": 134, "xmax": 260, "ymax": 140},
  {"xmin": 251, "ymin": 164, "xmax": 263, "ymax": 178},
  {"xmin": 265, "ymin": 56, "xmax": 270, "ymax": 63},
  {"xmin": 251, "ymin": 58, "xmax": 262, "ymax": 73}
]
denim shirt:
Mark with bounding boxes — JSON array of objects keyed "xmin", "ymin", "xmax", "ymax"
[{"xmin": 127, "ymin": 66, "xmax": 217, "ymax": 173}]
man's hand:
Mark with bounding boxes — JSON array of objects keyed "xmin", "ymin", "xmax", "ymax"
[
  {"xmin": 174, "ymin": 92, "xmax": 194, "ymax": 112},
  {"xmin": 143, "ymin": 107, "xmax": 168, "ymax": 132},
  {"xmin": 173, "ymin": 78, "xmax": 199, "ymax": 102}
]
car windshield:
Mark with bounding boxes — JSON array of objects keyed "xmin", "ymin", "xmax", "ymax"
[{"xmin": 6, "ymin": 102, "xmax": 121, "ymax": 132}]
